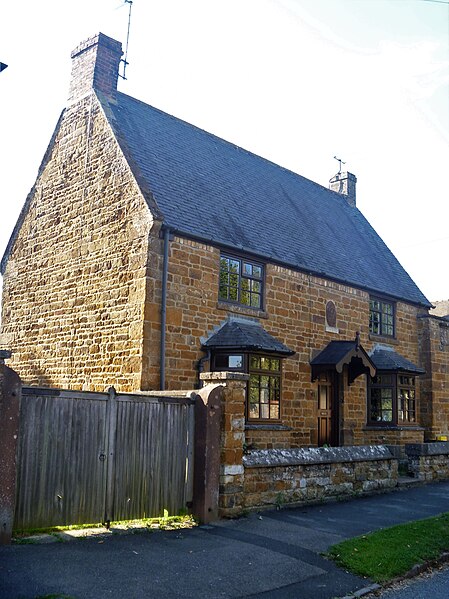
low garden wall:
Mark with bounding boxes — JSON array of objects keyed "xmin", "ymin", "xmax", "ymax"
[
  {"xmin": 406, "ymin": 442, "xmax": 449, "ymax": 481},
  {"xmin": 242, "ymin": 446, "xmax": 398, "ymax": 511}
]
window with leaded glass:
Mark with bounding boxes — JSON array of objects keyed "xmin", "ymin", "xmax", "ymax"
[
  {"xmin": 248, "ymin": 355, "xmax": 281, "ymax": 421},
  {"xmin": 369, "ymin": 298, "xmax": 395, "ymax": 337},
  {"xmin": 368, "ymin": 374, "xmax": 393, "ymax": 423},
  {"xmin": 219, "ymin": 254, "xmax": 264, "ymax": 309},
  {"xmin": 367, "ymin": 372, "xmax": 416, "ymax": 426},
  {"xmin": 210, "ymin": 350, "xmax": 283, "ymax": 422},
  {"xmin": 398, "ymin": 375, "xmax": 416, "ymax": 423}
]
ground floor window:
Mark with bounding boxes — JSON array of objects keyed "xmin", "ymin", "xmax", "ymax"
[
  {"xmin": 368, "ymin": 372, "xmax": 416, "ymax": 425},
  {"xmin": 211, "ymin": 352, "xmax": 282, "ymax": 422}
]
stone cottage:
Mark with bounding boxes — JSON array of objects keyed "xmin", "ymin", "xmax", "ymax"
[{"xmin": 1, "ymin": 33, "xmax": 447, "ymax": 450}]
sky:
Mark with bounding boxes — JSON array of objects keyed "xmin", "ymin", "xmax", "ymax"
[{"xmin": 1, "ymin": 0, "xmax": 448, "ymax": 305}]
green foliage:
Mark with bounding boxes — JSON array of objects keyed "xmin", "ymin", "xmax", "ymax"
[{"xmin": 327, "ymin": 512, "xmax": 449, "ymax": 583}]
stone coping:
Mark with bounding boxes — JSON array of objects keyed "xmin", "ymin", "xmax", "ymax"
[
  {"xmin": 243, "ymin": 445, "xmax": 395, "ymax": 468},
  {"xmin": 405, "ymin": 442, "xmax": 449, "ymax": 457}
]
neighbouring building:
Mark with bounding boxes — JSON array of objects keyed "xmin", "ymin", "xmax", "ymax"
[{"xmin": 1, "ymin": 33, "xmax": 447, "ymax": 450}]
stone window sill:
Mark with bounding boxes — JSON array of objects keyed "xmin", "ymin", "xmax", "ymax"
[
  {"xmin": 217, "ymin": 301, "xmax": 269, "ymax": 319},
  {"xmin": 369, "ymin": 334, "xmax": 398, "ymax": 345}
]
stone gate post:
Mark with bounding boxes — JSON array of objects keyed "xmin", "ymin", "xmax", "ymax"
[{"xmin": 200, "ymin": 372, "xmax": 248, "ymax": 518}]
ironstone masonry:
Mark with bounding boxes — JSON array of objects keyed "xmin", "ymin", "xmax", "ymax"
[{"xmin": 1, "ymin": 33, "xmax": 447, "ymax": 453}]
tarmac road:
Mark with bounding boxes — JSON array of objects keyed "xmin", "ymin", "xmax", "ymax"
[{"xmin": 2, "ymin": 480, "xmax": 449, "ymax": 599}]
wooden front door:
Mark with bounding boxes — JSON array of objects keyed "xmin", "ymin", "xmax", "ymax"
[{"xmin": 317, "ymin": 372, "xmax": 339, "ymax": 446}]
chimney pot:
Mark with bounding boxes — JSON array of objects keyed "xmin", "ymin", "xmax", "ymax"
[
  {"xmin": 68, "ymin": 33, "xmax": 123, "ymax": 104},
  {"xmin": 329, "ymin": 171, "xmax": 357, "ymax": 207}
]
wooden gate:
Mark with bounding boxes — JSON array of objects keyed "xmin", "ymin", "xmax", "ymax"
[{"xmin": 14, "ymin": 387, "xmax": 195, "ymax": 529}]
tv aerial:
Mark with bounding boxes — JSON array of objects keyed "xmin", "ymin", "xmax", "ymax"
[
  {"xmin": 334, "ymin": 156, "xmax": 346, "ymax": 175},
  {"xmin": 119, "ymin": 0, "xmax": 133, "ymax": 80}
]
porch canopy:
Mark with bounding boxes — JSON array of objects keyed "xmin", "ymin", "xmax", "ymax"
[
  {"xmin": 202, "ymin": 317, "xmax": 295, "ymax": 355},
  {"xmin": 310, "ymin": 333, "xmax": 376, "ymax": 384},
  {"xmin": 369, "ymin": 346, "xmax": 425, "ymax": 374}
]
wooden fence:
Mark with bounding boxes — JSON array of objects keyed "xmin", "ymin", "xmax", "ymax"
[{"xmin": 14, "ymin": 386, "xmax": 195, "ymax": 529}]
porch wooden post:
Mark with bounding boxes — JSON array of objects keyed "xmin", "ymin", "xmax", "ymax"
[{"xmin": 0, "ymin": 352, "xmax": 22, "ymax": 545}]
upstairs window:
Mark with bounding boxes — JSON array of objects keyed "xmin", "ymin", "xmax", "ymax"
[
  {"xmin": 219, "ymin": 254, "xmax": 264, "ymax": 309},
  {"xmin": 369, "ymin": 297, "xmax": 395, "ymax": 337},
  {"xmin": 368, "ymin": 372, "xmax": 416, "ymax": 426}
]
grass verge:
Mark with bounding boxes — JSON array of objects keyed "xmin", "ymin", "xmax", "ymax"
[{"xmin": 327, "ymin": 512, "xmax": 449, "ymax": 583}]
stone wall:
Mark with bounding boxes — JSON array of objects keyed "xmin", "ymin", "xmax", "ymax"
[
  {"xmin": 418, "ymin": 315, "xmax": 449, "ymax": 440},
  {"xmin": 243, "ymin": 446, "xmax": 398, "ymax": 511},
  {"xmin": 1, "ymin": 94, "xmax": 155, "ymax": 392},
  {"xmin": 406, "ymin": 442, "xmax": 449, "ymax": 481},
  {"xmin": 149, "ymin": 236, "xmax": 426, "ymax": 448}
]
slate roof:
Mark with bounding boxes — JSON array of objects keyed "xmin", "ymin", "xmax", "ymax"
[
  {"xmin": 309, "ymin": 339, "xmax": 376, "ymax": 383},
  {"xmin": 202, "ymin": 318, "xmax": 295, "ymax": 355},
  {"xmin": 369, "ymin": 347, "xmax": 425, "ymax": 374},
  {"xmin": 79, "ymin": 91, "xmax": 428, "ymax": 307},
  {"xmin": 310, "ymin": 341, "xmax": 357, "ymax": 367}
]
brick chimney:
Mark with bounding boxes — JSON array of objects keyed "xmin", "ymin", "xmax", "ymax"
[
  {"xmin": 68, "ymin": 33, "xmax": 123, "ymax": 104},
  {"xmin": 329, "ymin": 171, "xmax": 357, "ymax": 207}
]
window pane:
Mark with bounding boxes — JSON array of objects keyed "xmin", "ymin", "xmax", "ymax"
[
  {"xmin": 270, "ymin": 403, "xmax": 280, "ymax": 419},
  {"xmin": 229, "ymin": 286, "xmax": 238, "ymax": 301},
  {"xmin": 253, "ymin": 266, "xmax": 262, "ymax": 279},
  {"xmin": 243, "ymin": 262, "xmax": 252, "ymax": 276},
  {"xmin": 215, "ymin": 355, "xmax": 228, "ymax": 368},
  {"xmin": 260, "ymin": 357, "xmax": 271, "ymax": 370},
  {"xmin": 241, "ymin": 290, "xmax": 250, "ymax": 305},
  {"xmin": 260, "ymin": 404, "xmax": 270, "ymax": 419},
  {"xmin": 249, "ymin": 403, "xmax": 259, "ymax": 419},
  {"xmin": 250, "ymin": 294, "xmax": 261, "ymax": 308},
  {"xmin": 219, "ymin": 285, "xmax": 228, "ymax": 300},
  {"xmin": 250, "ymin": 356, "xmax": 260, "ymax": 370},
  {"xmin": 319, "ymin": 386, "xmax": 328, "ymax": 410},
  {"xmin": 229, "ymin": 272, "xmax": 239, "ymax": 287},
  {"xmin": 260, "ymin": 375, "xmax": 269, "ymax": 388},
  {"xmin": 220, "ymin": 257, "xmax": 229, "ymax": 270},
  {"xmin": 229, "ymin": 259, "xmax": 240, "ymax": 273},
  {"xmin": 249, "ymin": 385, "xmax": 259, "ymax": 402},
  {"xmin": 228, "ymin": 355, "xmax": 243, "ymax": 368},
  {"xmin": 383, "ymin": 303, "xmax": 393, "ymax": 315}
]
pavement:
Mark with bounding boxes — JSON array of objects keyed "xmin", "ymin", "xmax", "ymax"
[{"xmin": 2, "ymin": 480, "xmax": 449, "ymax": 599}]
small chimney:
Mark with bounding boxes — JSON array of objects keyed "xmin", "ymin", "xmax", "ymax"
[
  {"xmin": 329, "ymin": 171, "xmax": 357, "ymax": 207},
  {"xmin": 68, "ymin": 33, "xmax": 123, "ymax": 104}
]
